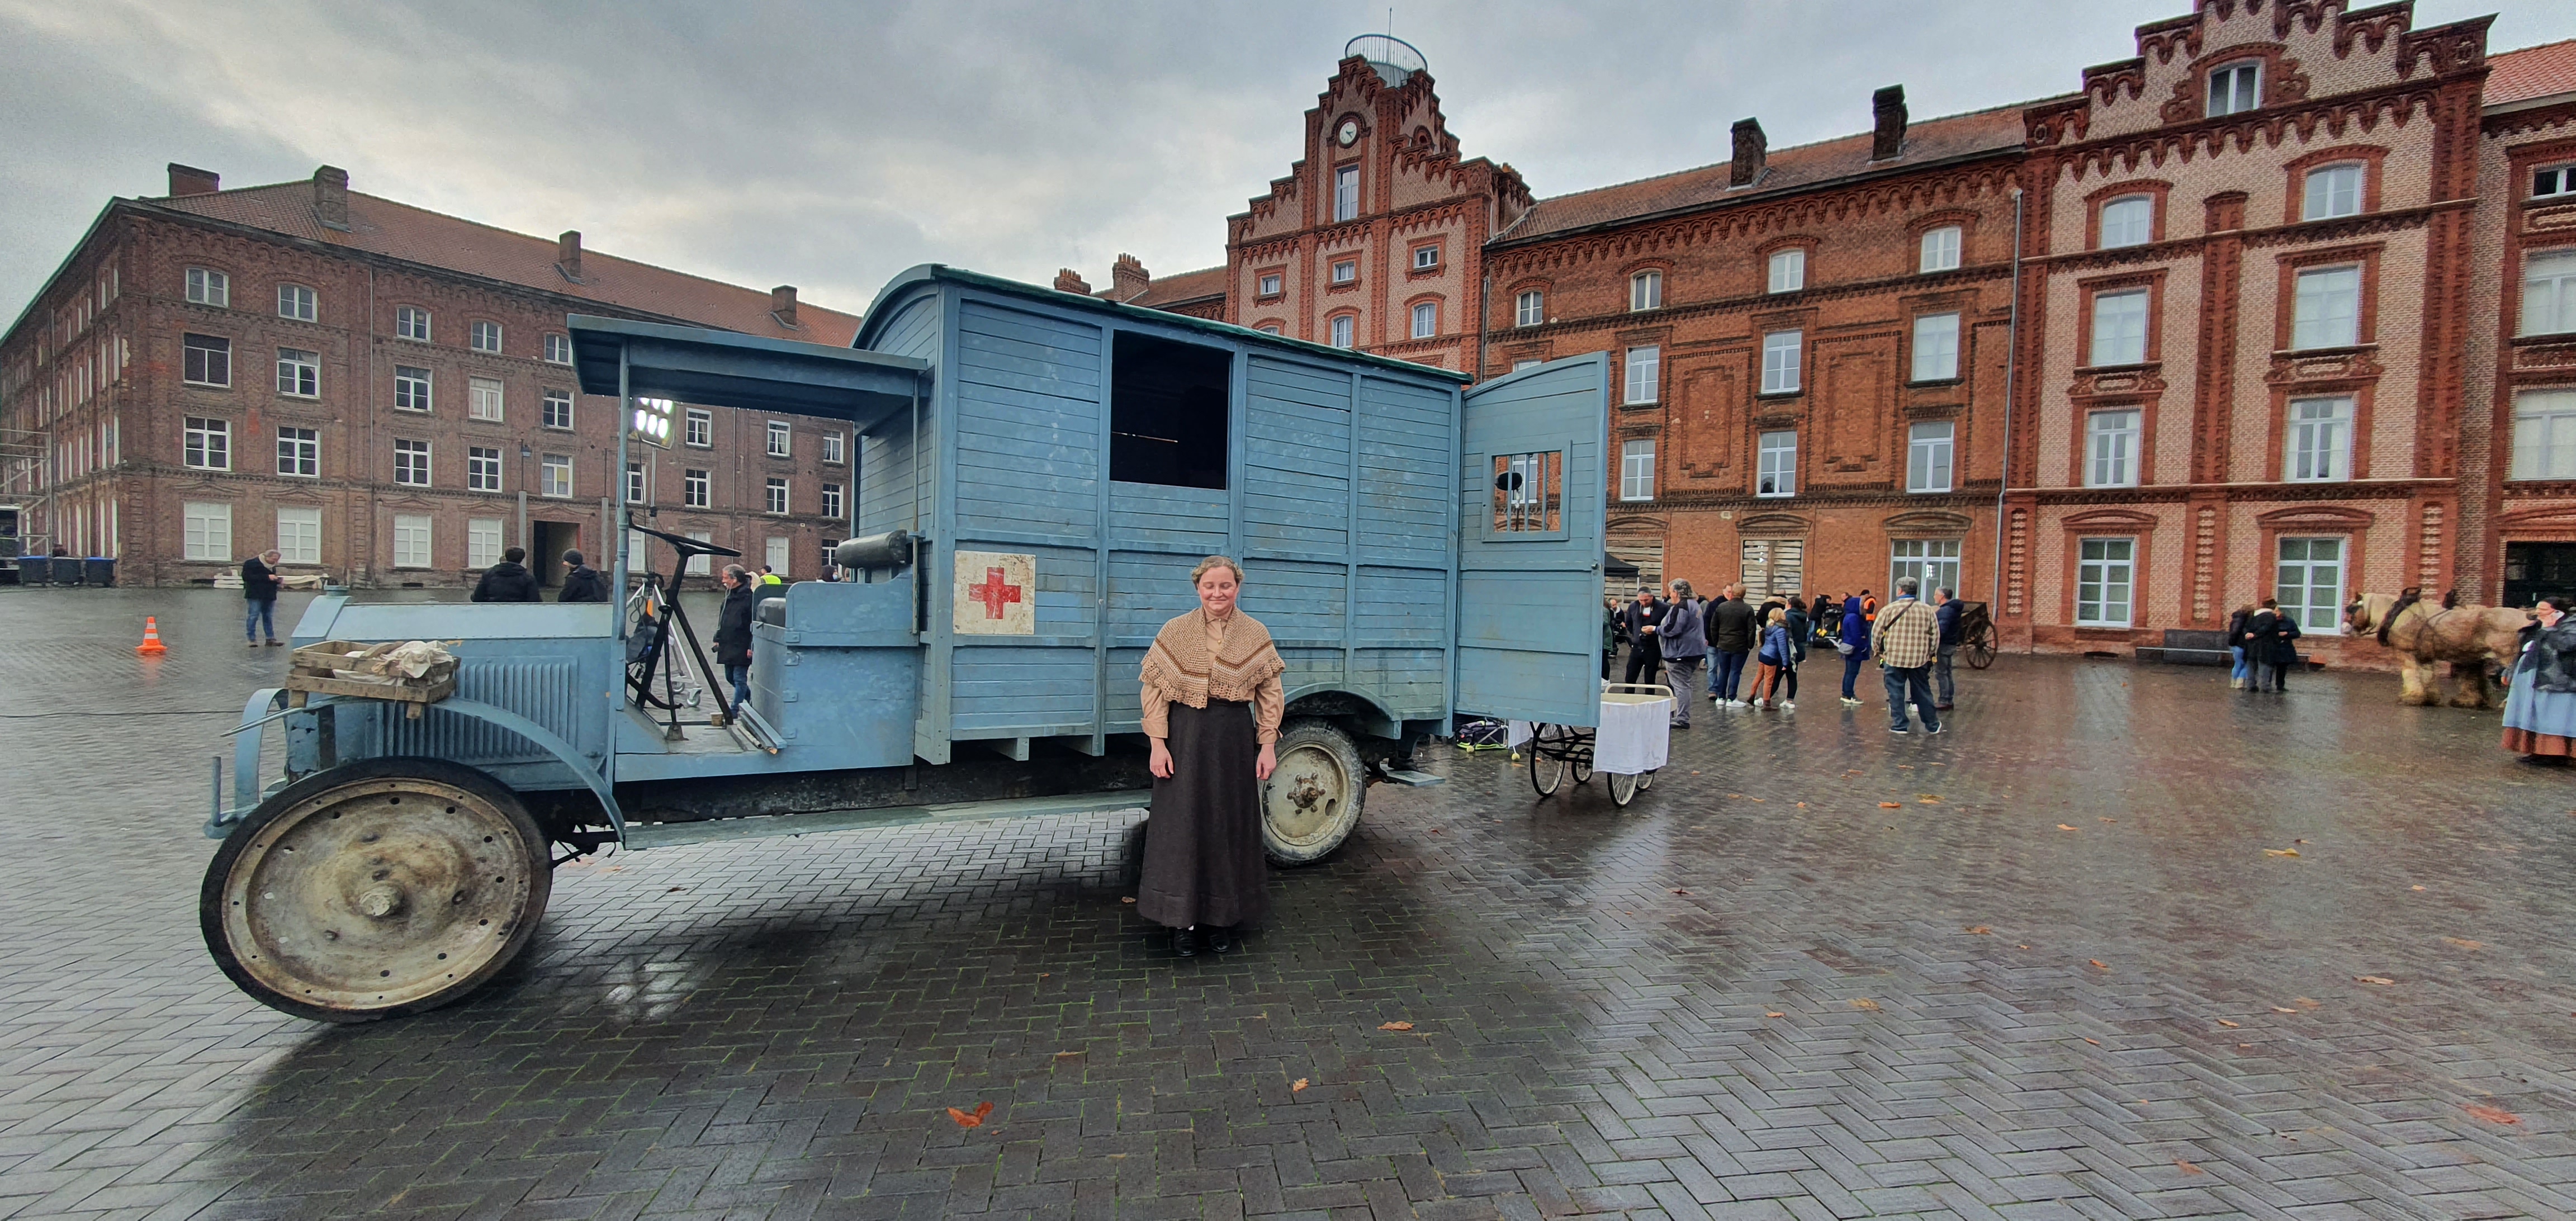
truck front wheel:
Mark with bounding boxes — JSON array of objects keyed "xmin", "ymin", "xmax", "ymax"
[{"xmin": 1261, "ymin": 719, "xmax": 1365, "ymax": 865}]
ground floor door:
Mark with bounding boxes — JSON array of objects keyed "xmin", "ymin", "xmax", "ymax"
[
  {"xmin": 1741, "ymin": 538, "xmax": 1803, "ymax": 601},
  {"xmin": 2502, "ymin": 542, "xmax": 2576, "ymax": 609},
  {"xmin": 531, "ymin": 520, "xmax": 582, "ymax": 587}
]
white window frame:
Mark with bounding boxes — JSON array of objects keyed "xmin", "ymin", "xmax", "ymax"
[
  {"xmin": 1623, "ymin": 346, "xmax": 1659, "ymax": 405},
  {"xmin": 2284, "ymin": 396, "xmax": 2354, "ymax": 482},
  {"xmin": 1920, "ymin": 226, "xmax": 1962, "ymax": 273},
  {"xmin": 822, "ymin": 432, "xmax": 845, "ymax": 464},
  {"xmin": 821, "ymin": 482, "xmax": 844, "ymax": 519},
  {"xmin": 465, "ymin": 376, "xmax": 503, "ymax": 422},
  {"xmin": 1630, "ymin": 269, "xmax": 1663, "ymax": 311},
  {"xmin": 2076, "ymin": 537, "xmax": 2135, "ymax": 627},
  {"xmin": 2276, "ymin": 537, "xmax": 2346, "ymax": 633},
  {"xmin": 1413, "ymin": 245, "xmax": 1439, "ymax": 271},
  {"xmin": 1512, "ymin": 359, "xmax": 1542, "ymax": 372},
  {"xmin": 395, "ymin": 306, "xmax": 431, "ymax": 342},
  {"xmin": 277, "ymin": 283, "xmax": 316, "ymax": 322},
  {"xmin": 1515, "ymin": 290, "xmax": 1542, "ymax": 328},
  {"xmin": 182, "ymin": 333, "xmax": 230, "ymax": 387},
  {"xmin": 185, "ymin": 267, "xmax": 228, "ymax": 308},
  {"xmin": 1258, "ymin": 323, "xmax": 1282, "ymax": 335},
  {"xmin": 1890, "ymin": 539, "xmax": 1961, "ymax": 600},
  {"xmin": 1911, "ymin": 313, "xmax": 1960, "ymax": 382},
  {"xmin": 2208, "ymin": 61, "xmax": 2261, "ymax": 117},
  {"xmin": 2523, "ymin": 249, "xmax": 2576, "ymax": 337},
  {"xmin": 543, "ymin": 333, "xmax": 572, "ymax": 364},
  {"xmin": 1766, "ymin": 249, "xmax": 1804, "ymax": 294},
  {"xmin": 1329, "ymin": 315, "xmax": 1354, "ymax": 348},
  {"xmin": 394, "ymin": 438, "xmax": 432, "ymax": 486},
  {"xmin": 2291, "ymin": 266, "xmax": 2361, "ymax": 350},
  {"xmin": 1258, "ymin": 273, "xmax": 1281, "ymax": 296},
  {"xmin": 1333, "ymin": 165, "xmax": 1360, "ymax": 222},
  {"xmin": 2089, "ymin": 290, "xmax": 2148, "ymax": 366},
  {"xmin": 685, "ymin": 408, "xmax": 712, "ymax": 448},
  {"xmin": 466, "ymin": 518, "xmax": 504, "ymax": 570},
  {"xmin": 766, "ymin": 537, "xmax": 792, "ymax": 576},
  {"xmin": 393, "ymin": 365, "xmax": 432, "ymax": 412},
  {"xmin": 2100, "ymin": 196, "xmax": 2154, "ymax": 249},
  {"xmin": 2510, "ymin": 389, "xmax": 2576, "ymax": 481},
  {"xmin": 683, "ymin": 467, "xmax": 711, "ymax": 508},
  {"xmin": 541, "ymin": 453, "xmax": 574, "ymax": 499},
  {"xmin": 2086, "ymin": 409, "xmax": 2141, "ymax": 489},
  {"xmin": 2303, "ymin": 164, "xmax": 2364, "ymax": 221},
  {"xmin": 392, "ymin": 514, "xmax": 433, "ymax": 570},
  {"xmin": 1411, "ymin": 302, "xmax": 1437, "ymax": 339},
  {"xmin": 542, "ymin": 390, "xmax": 574, "ymax": 430},
  {"xmin": 2535, "ymin": 165, "xmax": 2575, "ymax": 200},
  {"xmin": 1756, "ymin": 430, "xmax": 1796, "ymax": 498},
  {"xmin": 1331, "ymin": 260, "xmax": 1356, "ymax": 285},
  {"xmin": 626, "ymin": 461, "xmax": 645, "ymax": 504},
  {"xmin": 183, "ymin": 501, "xmax": 232, "ymax": 561},
  {"xmin": 765, "ymin": 476, "xmax": 789, "ymax": 515},
  {"xmin": 275, "ymin": 347, "xmax": 319, "ymax": 397},
  {"xmin": 766, "ymin": 420, "xmax": 791, "ymax": 457},
  {"xmin": 467, "ymin": 445, "xmax": 503, "ymax": 493},
  {"xmin": 276, "ymin": 426, "xmax": 319, "ymax": 477},
  {"xmin": 1620, "ymin": 439, "xmax": 1655, "ymax": 501},
  {"xmin": 276, "ymin": 506, "xmax": 321, "ymax": 566},
  {"xmin": 1907, "ymin": 421, "xmax": 1954, "ymax": 493},
  {"xmin": 1760, "ymin": 330, "xmax": 1801, "ymax": 394},
  {"xmin": 469, "ymin": 320, "xmax": 503, "ymax": 353},
  {"xmin": 183, "ymin": 417, "xmax": 229, "ymax": 470}
]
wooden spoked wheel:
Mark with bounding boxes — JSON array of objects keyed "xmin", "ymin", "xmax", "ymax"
[
  {"xmin": 1608, "ymin": 771, "xmax": 1640, "ymax": 807},
  {"xmin": 201, "ymin": 758, "xmax": 551, "ymax": 1023},
  {"xmin": 1528, "ymin": 725, "xmax": 1568, "ymax": 797},
  {"xmin": 1964, "ymin": 623, "xmax": 1997, "ymax": 670}
]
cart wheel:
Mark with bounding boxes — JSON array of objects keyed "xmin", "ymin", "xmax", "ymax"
[
  {"xmin": 1573, "ymin": 753, "xmax": 1594, "ymax": 785},
  {"xmin": 1262, "ymin": 719, "xmax": 1366, "ymax": 866},
  {"xmin": 1608, "ymin": 771, "xmax": 1640, "ymax": 807},
  {"xmin": 1530, "ymin": 726, "xmax": 1566, "ymax": 797},
  {"xmin": 201, "ymin": 757, "xmax": 552, "ymax": 1023},
  {"xmin": 1638, "ymin": 769, "xmax": 1656, "ymax": 792},
  {"xmin": 1964, "ymin": 624, "xmax": 1997, "ymax": 670}
]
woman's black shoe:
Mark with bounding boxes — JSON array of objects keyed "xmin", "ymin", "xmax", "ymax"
[
  {"xmin": 1170, "ymin": 927, "xmax": 1199, "ymax": 957},
  {"xmin": 1205, "ymin": 926, "xmax": 1237, "ymax": 954}
]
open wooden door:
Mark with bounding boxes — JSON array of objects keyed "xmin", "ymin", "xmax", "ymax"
[{"xmin": 1452, "ymin": 354, "xmax": 1609, "ymax": 727}]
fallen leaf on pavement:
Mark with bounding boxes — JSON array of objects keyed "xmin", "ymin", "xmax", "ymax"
[
  {"xmin": 1379, "ymin": 1020, "xmax": 1414, "ymax": 1031},
  {"xmin": 2175, "ymin": 1158, "xmax": 2204, "ymax": 1175},
  {"xmin": 947, "ymin": 1101, "xmax": 995, "ymax": 1128},
  {"xmin": 2293, "ymin": 997, "xmax": 2322, "ymax": 1009},
  {"xmin": 2355, "ymin": 976, "xmax": 2395, "ymax": 986},
  {"xmin": 1671, "ymin": 888, "xmax": 1690, "ymax": 895},
  {"xmin": 2058, "ymin": 824, "xmax": 2079, "ymax": 831},
  {"xmin": 2264, "ymin": 849, "xmax": 2300, "ymax": 858},
  {"xmin": 2443, "ymin": 937, "xmax": 2483, "ymax": 950},
  {"xmin": 2083, "ymin": 1037, "xmax": 2101, "ymax": 1045},
  {"xmin": 2090, "ymin": 960, "xmax": 2109, "ymax": 970},
  {"xmin": 1764, "ymin": 1011, "xmax": 1785, "ymax": 1018},
  {"xmin": 1964, "ymin": 925, "xmax": 1992, "ymax": 934},
  {"xmin": 1291, "ymin": 1078, "xmax": 1309, "ymax": 1093},
  {"xmin": 2216, "ymin": 1019, "xmax": 2240, "ymax": 1028},
  {"xmin": 1919, "ymin": 793, "xmax": 1940, "ymax": 799},
  {"xmin": 1053, "ymin": 1050, "xmax": 1082, "ymax": 1058},
  {"xmin": 667, "ymin": 887, "xmax": 687, "ymax": 892},
  {"xmin": 1879, "ymin": 802, "xmax": 1903, "ymax": 808},
  {"xmin": 1850, "ymin": 998, "xmax": 1881, "ymax": 1010},
  {"xmin": 1796, "ymin": 802, "xmax": 1808, "ymax": 808},
  {"xmin": 2465, "ymin": 1103, "xmax": 2522, "ymax": 1125},
  {"xmin": 1918, "ymin": 798, "xmax": 1942, "ymax": 805},
  {"xmin": 2099, "ymin": 817, "xmax": 2116, "ymax": 823},
  {"xmin": 2273, "ymin": 1006, "xmax": 2299, "ymax": 1013},
  {"xmin": 2411, "ymin": 884, "xmax": 2427, "ymax": 891}
]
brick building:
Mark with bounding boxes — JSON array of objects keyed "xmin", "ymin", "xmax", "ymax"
[
  {"xmin": 0, "ymin": 164, "xmax": 861, "ymax": 588},
  {"xmin": 1069, "ymin": 10, "xmax": 2576, "ymax": 661}
]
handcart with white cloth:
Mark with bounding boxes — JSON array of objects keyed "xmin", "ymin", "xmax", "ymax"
[{"xmin": 1510, "ymin": 682, "xmax": 1671, "ymax": 807}]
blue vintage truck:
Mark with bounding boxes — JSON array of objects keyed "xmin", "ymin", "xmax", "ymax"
[{"xmin": 203, "ymin": 266, "xmax": 1609, "ymax": 1020}]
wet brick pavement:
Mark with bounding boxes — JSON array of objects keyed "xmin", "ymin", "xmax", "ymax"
[{"xmin": 3, "ymin": 588, "xmax": 2575, "ymax": 1220}]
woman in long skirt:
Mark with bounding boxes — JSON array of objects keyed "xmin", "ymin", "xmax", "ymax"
[
  {"xmin": 1138, "ymin": 556, "xmax": 1284, "ymax": 957},
  {"xmin": 2502, "ymin": 597, "xmax": 2576, "ymax": 762}
]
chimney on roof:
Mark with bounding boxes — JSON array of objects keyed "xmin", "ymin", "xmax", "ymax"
[
  {"xmin": 312, "ymin": 165, "xmax": 349, "ymax": 230},
  {"xmin": 1054, "ymin": 268, "xmax": 1093, "ymax": 295},
  {"xmin": 771, "ymin": 285, "xmax": 799, "ymax": 328},
  {"xmin": 1871, "ymin": 86, "xmax": 1909, "ymax": 160},
  {"xmin": 557, "ymin": 230, "xmax": 582, "ymax": 281},
  {"xmin": 1110, "ymin": 254, "xmax": 1150, "ymax": 301},
  {"xmin": 167, "ymin": 163, "xmax": 219, "ymax": 197},
  {"xmin": 1729, "ymin": 119, "xmax": 1767, "ymax": 187}
]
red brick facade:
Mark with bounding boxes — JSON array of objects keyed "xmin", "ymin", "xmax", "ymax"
[{"xmin": 1, "ymin": 167, "xmax": 863, "ymax": 588}]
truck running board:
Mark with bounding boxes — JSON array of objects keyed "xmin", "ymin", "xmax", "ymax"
[
  {"xmin": 1377, "ymin": 769, "xmax": 1447, "ymax": 787},
  {"xmin": 623, "ymin": 789, "xmax": 1149, "ymax": 851}
]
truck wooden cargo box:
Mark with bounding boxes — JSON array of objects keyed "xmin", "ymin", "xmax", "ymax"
[{"xmin": 204, "ymin": 265, "xmax": 1610, "ymax": 1021}]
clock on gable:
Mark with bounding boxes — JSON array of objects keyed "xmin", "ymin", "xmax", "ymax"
[{"xmin": 1336, "ymin": 119, "xmax": 1360, "ymax": 146}]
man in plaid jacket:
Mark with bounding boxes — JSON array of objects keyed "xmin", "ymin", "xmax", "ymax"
[{"xmin": 1870, "ymin": 577, "xmax": 1943, "ymax": 735}]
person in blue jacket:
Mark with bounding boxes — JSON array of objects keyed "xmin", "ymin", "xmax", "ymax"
[{"xmin": 1838, "ymin": 594, "xmax": 1871, "ymax": 706}]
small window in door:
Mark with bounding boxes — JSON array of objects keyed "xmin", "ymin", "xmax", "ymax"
[
  {"xmin": 1109, "ymin": 332, "xmax": 1231, "ymax": 489},
  {"xmin": 1491, "ymin": 451, "xmax": 1564, "ymax": 534}
]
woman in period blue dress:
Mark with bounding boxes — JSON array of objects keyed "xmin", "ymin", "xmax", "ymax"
[{"xmin": 2501, "ymin": 596, "xmax": 2576, "ymax": 762}]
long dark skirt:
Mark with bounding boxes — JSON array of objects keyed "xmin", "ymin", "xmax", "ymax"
[{"xmin": 1137, "ymin": 699, "xmax": 1268, "ymax": 930}]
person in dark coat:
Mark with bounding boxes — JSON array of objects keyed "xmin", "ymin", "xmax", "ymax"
[
  {"xmin": 1602, "ymin": 597, "xmax": 1625, "ymax": 679},
  {"xmin": 713, "ymin": 564, "xmax": 758, "ymax": 710},
  {"xmin": 1621, "ymin": 586, "xmax": 1666, "ymax": 687},
  {"xmin": 2247, "ymin": 598, "xmax": 2303, "ymax": 692},
  {"xmin": 1838, "ymin": 595, "xmax": 1872, "ymax": 704},
  {"xmin": 556, "ymin": 550, "xmax": 609, "ymax": 603},
  {"xmin": 1138, "ymin": 556, "xmax": 1285, "ymax": 958},
  {"xmin": 1933, "ymin": 588, "xmax": 1962, "ymax": 709},
  {"xmin": 1780, "ymin": 596, "xmax": 1810, "ymax": 709},
  {"xmin": 1659, "ymin": 580, "xmax": 1706, "ymax": 727},
  {"xmin": 2225, "ymin": 603, "xmax": 2257, "ymax": 689},
  {"xmin": 470, "ymin": 547, "xmax": 542, "ymax": 603},
  {"xmin": 242, "ymin": 548, "xmax": 283, "ymax": 646},
  {"xmin": 1707, "ymin": 585, "xmax": 1758, "ymax": 706}
]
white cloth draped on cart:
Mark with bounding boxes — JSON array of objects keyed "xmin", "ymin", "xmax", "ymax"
[
  {"xmin": 1508, "ymin": 720, "xmax": 1533, "ymax": 749},
  {"xmin": 1591, "ymin": 693, "xmax": 1671, "ymax": 775}
]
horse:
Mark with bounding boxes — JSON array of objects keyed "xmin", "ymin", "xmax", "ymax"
[{"xmin": 2343, "ymin": 590, "xmax": 2532, "ymax": 708}]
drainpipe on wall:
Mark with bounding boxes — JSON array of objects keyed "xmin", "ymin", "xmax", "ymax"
[{"xmin": 1991, "ymin": 186, "xmax": 2023, "ymax": 615}]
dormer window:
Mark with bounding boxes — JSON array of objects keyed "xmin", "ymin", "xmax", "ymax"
[
  {"xmin": 2207, "ymin": 61, "xmax": 2261, "ymax": 117},
  {"xmin": 1630, "ymin": 270, "xmax": 1663, "ymax": 311}
]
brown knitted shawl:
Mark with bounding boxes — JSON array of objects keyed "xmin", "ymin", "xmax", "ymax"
[{"xmin": 1140, "ymin": 609, "xmax": 1285, "ymax": 708}]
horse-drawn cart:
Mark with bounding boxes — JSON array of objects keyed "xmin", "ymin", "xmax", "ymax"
[{"xmin": 1955, "ymin": 600, "xmax": 1998, "ymax": 669}]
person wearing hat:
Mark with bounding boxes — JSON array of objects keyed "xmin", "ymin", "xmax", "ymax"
[{"xmin": 557, "ymin": 550, "xmax": 609, "ymax": 603}]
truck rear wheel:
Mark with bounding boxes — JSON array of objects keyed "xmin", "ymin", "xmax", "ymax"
[
  {"xmin": 1261, "ymin": 719, "xmax": 1364, "ymax": 865},
  {"xmin": 201, "ymin": 757, "xmax": 552, "ymax": 1023}
]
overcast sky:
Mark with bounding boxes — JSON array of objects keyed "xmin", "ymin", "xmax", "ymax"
[{"xmin": 5, "ymin": 0, "xmax": 2572, "ymax": 324}]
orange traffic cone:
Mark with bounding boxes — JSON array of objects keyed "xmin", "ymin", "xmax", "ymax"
[{"xmin": 135, "ymin": 616, "xmax": 168, "ymax": 656}]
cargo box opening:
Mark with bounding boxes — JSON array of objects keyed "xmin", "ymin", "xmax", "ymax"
[{"xmin": 1110, "ymin": 332, "xmax": 1230, "ymax": 489}]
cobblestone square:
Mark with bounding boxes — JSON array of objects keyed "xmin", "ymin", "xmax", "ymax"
[{"xmin": 3, "ymin": 589, "xmax": 2573, "ymax": 1219}]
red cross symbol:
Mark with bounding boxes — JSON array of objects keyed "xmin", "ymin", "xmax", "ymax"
[{"xmin": 969, "ymin": 566, "xmax": 1022, "ymax": 619}]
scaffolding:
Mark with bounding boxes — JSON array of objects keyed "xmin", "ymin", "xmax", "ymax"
[{"xmin": 0, "ymin": 425, "xmax": 49, "ymax": 561}]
